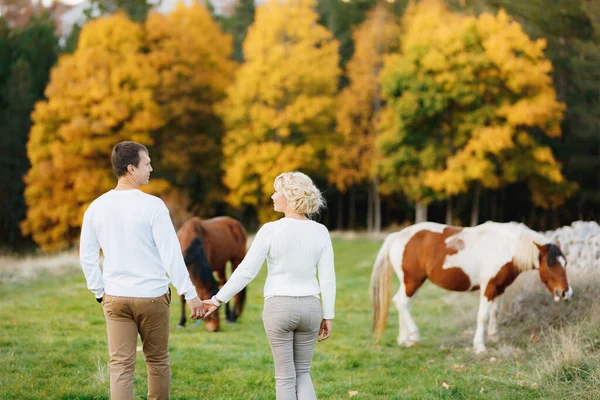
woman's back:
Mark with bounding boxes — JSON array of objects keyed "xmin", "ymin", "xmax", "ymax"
[{"xmin": 263, "ymin": 218, "xmax": 331, "ymax": 297}]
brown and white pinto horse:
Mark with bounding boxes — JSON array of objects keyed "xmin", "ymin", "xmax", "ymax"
[
  {"xmin": 371, "ymin": 221, "xmax": 572, "ymax": 353},
  {"xmin": 177, "ymin": 216, "xmax": 247, "ymax": 332}
]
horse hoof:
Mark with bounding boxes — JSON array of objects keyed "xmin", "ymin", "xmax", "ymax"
[
  {"xmin": 474, "ymin": 346, "xmax": 487, "ymax": 354},
  {"xmin": 176, "ymin": 325, "xmax": 185, "ymax": 330},
  {"xmin": 487, "ymin": 334, "xmax": 499, "ymax": 343}
]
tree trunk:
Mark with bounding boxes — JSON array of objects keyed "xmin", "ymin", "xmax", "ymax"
[
  {"xmin": 349, "ymin": 187, "xmax": 356, "ymax": 230},
  {"xmin": 490, "ymin": 191, "xmax": 497, "ymax": 221},
  {"xmin": 470, "ymin": 184, "xmax": 481, "ymax": 227},
  {"xmin": 445, "ymin": 197, "xmax": 453, "ymax": 225},
  {"xmin": 415, "ymin": 201, "xmax": 428, "ymax": 223},
  {"xmin": 337, "ymin": 191, "xmax": 344, "ymax": 231},
  {"xmin": 373, "ymin": 178, "xmax": 381, "ymax": 234},
  {"xmin": 367, "ymin": 184, "xmax": 374, "ymax": 233}
]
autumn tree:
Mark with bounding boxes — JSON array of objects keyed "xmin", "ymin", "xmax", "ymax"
[
  {"xmin": 218, "ymin": 0, "xmax": 340, "ymax": 222},
  {"xmin": 21, "ymin": 14, "xmax": 164, "ymax": 251},
  {"xmin": 422, "ymin": 4, "xmax": 575, "ymax": 224},
  {"xmin": 377, "ymin": 0, "xmax": 572, "ymax": 224},
  {"xmin": 328, "ymin": 4, "xmax": 401, "ymax": 232},
  {"xmin": 145, "ymin": 3, "xmax": 237, "ymax": 216},
  {"xmin": 488, "ymin": 0, "xmax": 599, "ymax": 225}
]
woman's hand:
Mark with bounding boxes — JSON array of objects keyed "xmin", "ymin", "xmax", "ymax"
[
  {"xmin": 202, "ymin": 299, "xmax": 219, "ymax": 318},
  {"xmin": 318, "ymin": 319, "xmax": 332, "ymax": 342}
]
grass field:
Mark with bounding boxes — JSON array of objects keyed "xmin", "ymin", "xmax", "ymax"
[{"xmin": 1, "ymin": 238, "xmax": 599, "ymax": 399}]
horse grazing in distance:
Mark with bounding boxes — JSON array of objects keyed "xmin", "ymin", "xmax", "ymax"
[
  {"xmin": 177, "ymin": 216, "xmax": 247, "ymax": 332},
  {"xmin": 371, "ymin": 221, "xmax": 572, "ymax": 353}
]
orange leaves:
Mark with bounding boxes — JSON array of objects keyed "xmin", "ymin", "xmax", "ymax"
[
  {"xmin": 23, "ymin": 13, "xmax": 162, "ymax": 251},
  {"xmin": 219, "ymin": 0, "xmax": 340, "ymax": 221},
  {"xmin": 22, "ymin": 2, "xmax": 237, "ymax": 251},
  {"xmin": 328, "ymin": 5, "xmax": 401, "ymax": 193},
  {"xmin": 144, "ymin": 3, "xmax": 236, "ymax": 210}
]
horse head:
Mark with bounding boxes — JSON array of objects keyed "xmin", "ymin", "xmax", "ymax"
[
  {"xmin": 179, "ymin": 218, "xmax": 222, "ymax": 332},
  {"xmin": 535, "ymin": 242, "xmax": 572, "ymax": 302}
]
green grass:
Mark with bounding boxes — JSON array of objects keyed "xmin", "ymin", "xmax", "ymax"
[{"xmin": 1, "ymin": 238, "xmax": 599, "ymax": 399}]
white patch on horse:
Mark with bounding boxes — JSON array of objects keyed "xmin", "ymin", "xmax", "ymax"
[
  {"xmin": 558, "ymin": 256, "xmax": 566, "ymax": 269},
  {"xmin": 442, "ymin": 225, "xmax": 512, "ymax": 287}
]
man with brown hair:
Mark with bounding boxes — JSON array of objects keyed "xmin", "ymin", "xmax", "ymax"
[{"xmin": 79, "ymin": 141, "xmax": 205, "ymax": 400}]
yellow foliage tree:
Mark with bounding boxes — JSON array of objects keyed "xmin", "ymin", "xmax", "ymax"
[
  {"xmin": 218, "ymin": 0, "xmax": 340, "ymax": 222},
  {"xmin": 422, "ymin": 6, "xmax": 576, "ymax": 210},
  {"xmin": 21, "ymin": 14, "xmax": 165, "ymax": 251},
  {"xmin": 377, "ymin": 0, "xmax": 574, "ymax": 224},
  {"xmin": 328, "ymin": 4, "xmax": 401, "ymax": 231},
  {"xmin": 377, "ymin": 1, "xmax": 467, "ymax": 221},
  {"xmin": 145, "ymin": 3, "xmax": 237, "ymax": 215}
]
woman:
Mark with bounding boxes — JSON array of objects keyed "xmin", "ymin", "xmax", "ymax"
[{"xmin": 203, "ymin": 171, "xmax": 336, "ymax": 400}]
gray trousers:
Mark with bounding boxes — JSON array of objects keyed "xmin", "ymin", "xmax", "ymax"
[{"xmin": 263, "ymin": 296, "xmax": 322, "ymax": 400}]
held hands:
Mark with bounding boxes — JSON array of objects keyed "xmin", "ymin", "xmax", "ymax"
[
  {"xmin": 202, "ymin": 299, "xmax": 219, "ymax": 318},
  {"xmin": 187, "ymin": 296, "xmax": 205, "ymax": 320},
  {"xmin": 202, "ymin": 296, "xmax": 223, "ymax": 318},
  {"xmin": 318, "ymin": 319, "xmax": 332, "ymax": 342}
]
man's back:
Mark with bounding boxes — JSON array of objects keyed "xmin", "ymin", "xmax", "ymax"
[{"xmin": 80, "ymin": 189, "xmax": 194, "ymax": 299}]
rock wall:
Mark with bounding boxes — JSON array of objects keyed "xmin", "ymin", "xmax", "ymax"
[{"xmin": 544, "ymin": 221, "xmax": 600, "ymax": 271}]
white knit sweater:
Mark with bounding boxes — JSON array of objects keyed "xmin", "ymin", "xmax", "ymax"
[
  {"xmin": 79, "ymin": 189, "xmax": 197, "ymax": 301},
  {"xmin": 216, "ymin": 218, "xmax": 336, "ymax": 319}
]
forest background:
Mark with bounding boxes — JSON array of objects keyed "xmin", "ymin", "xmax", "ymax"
[{"xmin": 0, "ymin": 0, "xmax": 598, "ymax": 253}]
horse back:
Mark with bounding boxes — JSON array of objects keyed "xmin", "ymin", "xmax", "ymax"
[
  {"xmin": 402, "ymin": 224, "xmax": 477, "ymax": 293},
  {"xmin": 200, "ymin": 217, "xmax": 247, "ymax": 266}
]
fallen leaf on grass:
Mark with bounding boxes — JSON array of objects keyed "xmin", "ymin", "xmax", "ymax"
[
  {"xmin": 441, "ymin": 382, "xmax": 452, "ymax": 390},
  {"xmin": 530, "ymin": 329, "xmax": 539, "ymax": 343},
  {"xmin": 348, "ymin": 390, "xmax": 358, "ymax": 397},
  {"xmin": 452, "ymin": 363, "xmax": 470, "ymax": 372}
]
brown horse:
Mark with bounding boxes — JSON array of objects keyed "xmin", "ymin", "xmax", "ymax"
[{"xmin": 177, "ymin": 216, "xmax": 247, "ymax": 332}]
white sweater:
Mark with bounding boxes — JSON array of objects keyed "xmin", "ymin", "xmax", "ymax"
[
  {"xmin": 216, "ymin": 218, "xmax": 336, "ymax": 319},
  {"xmin": 79, "ymin": 189, "xmax": 197, "ymax": 300}
]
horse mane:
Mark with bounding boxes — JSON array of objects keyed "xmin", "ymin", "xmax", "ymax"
[
  {"xmin": 545, "ymin": 243, "xmax": 562, "ymax": 267},
  {"xmin": 511, "ymin": 223, "xmax": 550, "ymax": 272}
]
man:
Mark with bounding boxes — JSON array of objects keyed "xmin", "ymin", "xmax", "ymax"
[{"xmin": 79, "ymin": 141, "xmax": 205, "ymax": 400}]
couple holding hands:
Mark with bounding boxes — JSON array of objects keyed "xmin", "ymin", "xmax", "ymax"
[{"xmin": 80, "ymin": 141, "xmax": 336, "ymax": 400}]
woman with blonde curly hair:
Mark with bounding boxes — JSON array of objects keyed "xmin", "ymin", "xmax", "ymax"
[{"xmin": 203, "ymin": 171, "xmax": 336, "ymax": 400}]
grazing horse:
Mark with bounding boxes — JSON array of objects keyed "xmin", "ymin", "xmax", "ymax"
[
  {"xmin": 371, "ymin": 221, "xmax": 572, "ymax": 353},
  {"xmin": 177, "ymin": 216, "xmax": 247, "ymax": 332}
]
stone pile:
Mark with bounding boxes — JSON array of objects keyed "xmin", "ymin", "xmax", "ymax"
[{"xmin": 544, "ymin": 221, "xmax": 600, "ymax": 272}]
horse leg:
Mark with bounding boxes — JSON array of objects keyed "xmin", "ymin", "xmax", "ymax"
[
  {"xmin": 392, "ymin": 285, "xmax": 409, "ymax": 345},
  {"xmin": 216, "ymin": 266, "xmax": 235, "ymax": 322},
  {"xmin": 473, "ymin": 294, "xmax": 492, "ymax": 354},
  {"xmin": 393, "ymin": 277, "xmax": 424, "ymax": 347},
  {"xmin": 177, "ymin": 295, "xmax": 187, "ymax": 329},
  {"xmin": 487, "ymin": 296, "xmax": 501, "ymax": 342}
]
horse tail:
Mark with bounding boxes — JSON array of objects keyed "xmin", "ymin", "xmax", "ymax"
[
  {"xmin": 371, "ymin": 232, "xmax": 397, "ymax": 341},
  {"xmin": 230, "ymin": 219, "xmax": 248, "ymax": 319}
]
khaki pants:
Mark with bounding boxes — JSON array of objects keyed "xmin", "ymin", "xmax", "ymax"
[
  {"xmin": 102, "ymin": 291, "xmax": 171, "ymax": 400},
  {"xmin": 263, "ymin": 296, "xmax": 322, "ymax": 400}
]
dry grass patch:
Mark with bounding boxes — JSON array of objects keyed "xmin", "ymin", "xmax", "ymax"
[{"xmin": 0, "ymin": 251, "xmax": 80, "ymax": 284}]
